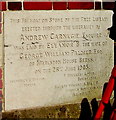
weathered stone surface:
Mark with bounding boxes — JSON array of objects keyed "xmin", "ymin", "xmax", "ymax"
[
  {"xmin": 2, "ymin": 103, "xmax": 81, "ymax": 118},
  {"xmin": 3, "ymin": 10, "xmax": 114, "ymax": 111}
]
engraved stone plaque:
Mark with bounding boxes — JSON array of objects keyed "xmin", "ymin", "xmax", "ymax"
[{"xmin": 3, "ymin": 10, "xmax": 114, "ymax": 111}]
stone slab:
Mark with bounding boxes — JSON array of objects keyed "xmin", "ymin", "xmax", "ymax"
[{"xmin": 3, "ymin": 10, "xmax": 114, "ymax": 111}]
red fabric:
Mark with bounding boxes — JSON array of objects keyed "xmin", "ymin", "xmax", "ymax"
[
  {"xmin": 68, "ymin": 2, "xmax": 94, "ymax": 9},
  {"xmin": 0, "ymin": 68, "xmax": 2, "ymax": 74},
  {"xmin": 0, "ymin": 80, "xmax": 2, "ymax": 89},
  {"xmin": 111, "ymin": 65, "xmax": 116, "ymax": 78},
  {"xmin": 100, "ymin": 66, "xmax": 116, "ymax": 103},
  {"xmin": 0, "ymin": 12, "xmax": 1, "ymax": 23},
  {"xmin": 110, "ymin": 110, "xmax": 115, "ymax": 120},
  {"xmin": 103, "ymin": 2, "xmax": 115, "ymax": 10},
  {"xmin": 0, "ymin": 90, "xmax": 2, "ymax": 100},
  {"xmin": 110, "ymin": 109, "xmax": 116, "ymax": 120},
  {"xmin": 94, "ymin": 101, "xmax": 105, "ymax": 120},
  {"xmin": 8, "ymin": 2, "xmax": 22, "ymax": 10},
  {"xmin": 0, "ymin": 91, "xmax": 2, "ymax": 95},
  {"xmin": 24, "ymin": 2, "xmax": 52, "ymax": 10},
  {"xmin": 102, "ymin": 77, "xmax": 114, "ymax": 103},
  {"xmin": 53, "ymin": 2, "xmax": 67, "ymax": 10},
  {"xmin": 0, "ymin": 68, "xmax": 2, "ymax": 80},
  {"xmin": 94, "ymin": 66, "xmax": 116, "ymax": 120},
  {"xmin": 0, "ymin": 2, "xmax": 6, "ymax": 11}
]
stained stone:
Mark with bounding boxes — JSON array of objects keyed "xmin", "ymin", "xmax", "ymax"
[{"xmin": 3, "ymin": 10, "xmax": 114, "ymax": 111}]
